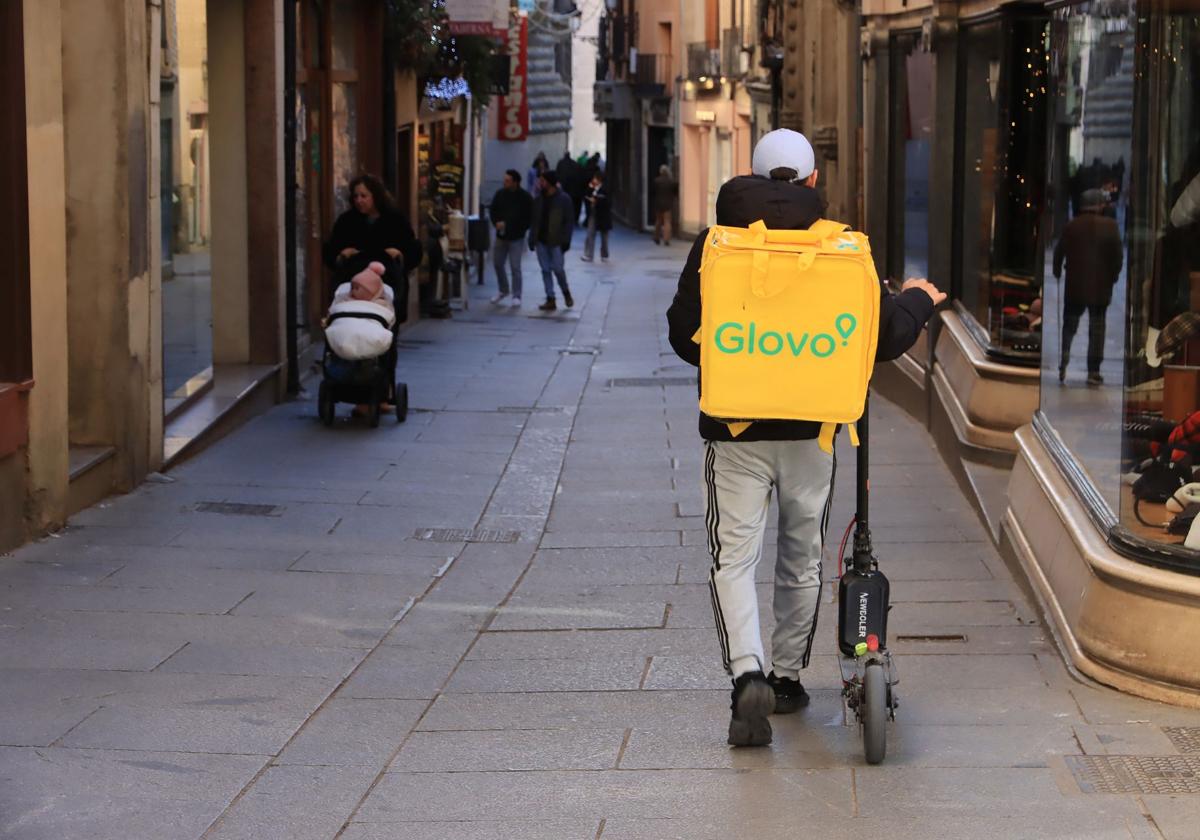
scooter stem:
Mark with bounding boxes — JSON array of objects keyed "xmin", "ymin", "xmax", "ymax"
[{"xmin": 853, "ymin": 396, "xmax": 874, "ymax": 571}]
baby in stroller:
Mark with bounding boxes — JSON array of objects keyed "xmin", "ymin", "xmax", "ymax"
[{"xmin": 318, "ymin": 261, "xmax": 408, "ymax": 426}]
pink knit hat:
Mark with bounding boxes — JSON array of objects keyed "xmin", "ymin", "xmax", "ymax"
[{"xmin": 350, "ymin": 261, "xmax": 386, "ymax": 300}]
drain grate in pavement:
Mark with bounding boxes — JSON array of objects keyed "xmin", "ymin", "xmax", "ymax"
[
  {"xmin": 195, "ymin": 502, "xmax": 282, "ymax": 517},
  {"xmin": 1163, "ymin": 728, "xmax": 1200, "ymax": 753},
  {"xmin": 413, "ymin": 527, "xmax": 520, "ymax": 543},
  {"xmin": 496, "ymin": 406, "xmax": 568, "ymax": 414},
  {"xmin": 1065, "ymin": 755, "xmax": 1200, "ymax": 794},
  {"xmin": 609, "ymin": 377, "xmax": 697, "ymax": 388},
  {"xmin": 895, "ymin": 633, "xmax": 968, "ymax": 643}
]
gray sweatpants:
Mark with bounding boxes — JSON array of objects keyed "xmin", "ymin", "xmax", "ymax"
[{"xmin": 703, "ymin": 438, "xmax": 836, "ymax": 679}]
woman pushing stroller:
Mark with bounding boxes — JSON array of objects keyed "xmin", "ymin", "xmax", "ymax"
[{"xmin": 323, "ymin": 174, "xmax": 422, "ymax": 314}]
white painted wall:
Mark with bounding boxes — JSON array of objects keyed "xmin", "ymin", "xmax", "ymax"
[{"xmin": 568, "ymin": 1, "xmax": 605, "ymax": 161}]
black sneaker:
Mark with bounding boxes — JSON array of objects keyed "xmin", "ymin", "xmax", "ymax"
[
  {"xmin": 1087, "ymin": 372, "xmax": 1104, "ymax": 386},
  {"xmin": 538, "ymin": 298, "xmax": 557, "ymax": 312},
  {"xmin": 563, "ymin": 291, "xmax": 574, "ymax": 308},
  {"xmin": 767, "ymin": 671, "xmax": 810, "ymax": 714},
  {"xmin": 728, "ymin": 671, "xmax": 774, "ymax": 747}
]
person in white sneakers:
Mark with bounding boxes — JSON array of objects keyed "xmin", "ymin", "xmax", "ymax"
[
  {"xmin": 489, "ymin": 169, "xmax": 533, "ymax": 308},
  {"xmin": 667, "ymin": 129, "xmax": 945, "ymax": 747}
]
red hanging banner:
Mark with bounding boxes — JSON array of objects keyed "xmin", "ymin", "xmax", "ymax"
[{"xmin": 498, "ymin": 13, "xmax": 529, "ymax": 142}]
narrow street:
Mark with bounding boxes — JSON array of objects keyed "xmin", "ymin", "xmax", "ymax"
[{"xmin": 3, "ymin": 230, "xmax": 1199, "ymax": 839}]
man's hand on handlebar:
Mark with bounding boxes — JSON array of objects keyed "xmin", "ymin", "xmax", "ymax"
[
  {"xmin": 338, "ymin": 247, "xmax": 360, "ymax": 261},
  {"xmin": 901, "ymin": 277, "xmax": 947, "ymax": 307},
  {"xmin": 384, "ymin": 248, "xmax": 403, "ymax": 266}
]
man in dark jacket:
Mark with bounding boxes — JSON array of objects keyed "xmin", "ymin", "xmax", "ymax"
[
  {"xmin": 529, "ymin": 171, "xmax": 576, "ymax": 311},
  {"xmin": 489, "ymin": 169, "xmax": 534, "ymax": 307},
  {"xmin": 1053, "ymin": 188, "xmax": 1123, "ymax": 385},
  {"xmin": 652, "ymin": 165, "xmax": 677, "ymax": 245},
  {"xmin": 582, "ymin": 170, "xmax": 612, "ymax": 262},
  {"xmin": 666, "ymin": 129, "xmax": 944, "ymax": 747}
]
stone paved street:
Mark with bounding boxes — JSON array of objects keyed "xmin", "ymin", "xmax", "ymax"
[{"xmin": 4, "ymin": 230, "xmax": 1200, "ymax": 839}]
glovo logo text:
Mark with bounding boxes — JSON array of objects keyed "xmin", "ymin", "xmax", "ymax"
[{"xmin": 714, "ymin": 314, "xmax": 858, "ymax": 358}]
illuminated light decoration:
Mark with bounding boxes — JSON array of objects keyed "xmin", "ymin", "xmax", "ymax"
[{"xmin": 425, "ymin": 76, "xmax": 473, "ymax": 101}]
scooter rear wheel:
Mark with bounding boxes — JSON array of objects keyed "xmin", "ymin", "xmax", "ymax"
[{"xmin": 862, "ymin": 662, "xmax": 887, "ymax": 765}]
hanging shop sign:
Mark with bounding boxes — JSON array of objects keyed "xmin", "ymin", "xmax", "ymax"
[
  {"xmin": 446, "ymin": 0, "xmax": 496, "ymax": 35},
  {"xmin": 498, "ymin": 13, "xmax": 529, "ymax": 141}
]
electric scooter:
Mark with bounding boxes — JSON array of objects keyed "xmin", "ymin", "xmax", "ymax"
[{"xmin": 835, "ymin": 398, "xmax": 898, "ymax": 764}]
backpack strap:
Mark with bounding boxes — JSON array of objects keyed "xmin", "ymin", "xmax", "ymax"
[
  {"xmin": 817, "ymin": 421, "xmax": 860, "ymax": 455},
  {"xmin": 726, "ymin": 421, "xmax": 752, "ymax": 438}
]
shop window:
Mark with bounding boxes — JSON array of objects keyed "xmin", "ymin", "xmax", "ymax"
[
  {"xmin": 888, "ymin": 32, "xmax": 934, "ymax": 285},
  {"xmin": 331, "ymin": 82, "xmax": 359, "ymax": 218},
  {"xmin": 1038, "ymin": 0, "xmax": 1200, "ymax": 562},
  {"xmin": 331, "ymin": 0, "xmax": 358, "ymax": 73},
  {"xmin": 954, "ymin": 14, "xmax": 1050, "ymax": 361}
]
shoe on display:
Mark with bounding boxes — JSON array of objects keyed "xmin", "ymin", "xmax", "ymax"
[
  {"xmin": 510, "ymin": 296, "xmax": 521, "ymax": 307},
  {"xmin": 563, "ymin": 291, "xmax": 574, "ymax": 308},
  {"xmin": 767, "ymin": 671, "xmax": 810, "ymax": 714},
  {"xmin": 490, "ymin": 293, "xmax": 509, "ymax": 305},
  {"xmin": 728, "ymin": 671, "xmax": 774, "ymax": 747},
  {"xmin": 538, "ymin": 298, "xmax": 557, "ymax": 311}
]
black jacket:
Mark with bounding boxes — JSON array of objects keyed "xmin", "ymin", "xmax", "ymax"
[
  {"xmin": 322, "ymin": 209, "xmax": 422, "ymax": 277},
  {"xmin": 490, "ymin": 186, "xmax": 534, "ymax": 241},
  {"xmin": 585, "ymin": 184, "xmax": 612, "ymax": 231},
  {"xmin": 666, "ymin": 175, "xmax": 936, "ymax": 442},
  {"xmin": 529, "ymin": 188, "xmax": 576, "ymax": 250}
]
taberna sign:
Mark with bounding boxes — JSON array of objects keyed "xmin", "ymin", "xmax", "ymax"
[{"xmin": 498, "ymin": 12, "xmax": 529, "ymax": 141}]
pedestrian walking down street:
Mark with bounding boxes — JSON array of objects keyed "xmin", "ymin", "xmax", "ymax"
[
  {"xmin": 652, "ymin": 164, "xmax": 677, "ymax": 245},
  {"xmin": 527, "ymin": 151, "xmax": 549, "ymax": 197},
  {"xmin": 322, "ymin": 174, "xmax": 422, "ymax": 307},
  {"xmin": 666, "ymin": 129, "xmax": 945, "ymax": 747},
  {"xmin": 1053, "ymin": 188, "xmax": 1123, "ymax": 385},
  {"xmin": 582, "ymin": 171, "xmax": 612, "ymax": 262},
  {"xmin": 556, "ymin": 151, "xmax": 587, "ymax": 223},
  {"xmin": 489, "ymin": 169, "xmax": 533, "ymax": 307},
  {"xmin": 529, "ymin": 171, "xmax": 575, "ymax": 312}
]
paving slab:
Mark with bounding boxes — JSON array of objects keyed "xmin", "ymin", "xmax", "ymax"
[
  {"xmin": 0, "ymin": 747, "xmax": 261, "ymax": 840},
  {"xmin": 204, "ymin": 763, "xmax": 380, "ymax": 840},
  {"xmin": 392, "ymin": 728, "xmax": 625, "ymax": 772}
]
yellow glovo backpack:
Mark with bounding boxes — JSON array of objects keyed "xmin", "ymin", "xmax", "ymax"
[{"xmin": 692, "ymin": 218, "xmax": 880, "ymax": 453}]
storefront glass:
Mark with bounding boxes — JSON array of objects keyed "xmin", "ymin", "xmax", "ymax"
[
  {"xmin": 1039, "ymin": 0, "xmax": 1200, "ymax": 555},
  {"xmin": 161, "ymin": 0, "xmax": 213, "ymax": 410},
  {"xmin": 889, "ymin": 33, "xmax": 934, "ymax": 284},
  {"xmin": 955, "ymin": 15, "xmax": 1049, "ymax": 359}
]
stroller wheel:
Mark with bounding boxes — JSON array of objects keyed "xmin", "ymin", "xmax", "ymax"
[
  {"xmin": 318, "ymin": 382, "xmax": 335, "ymax": 427},
  {"xmin": 395, "ymin": 383, "xmax": 408, "ymax": 423}
]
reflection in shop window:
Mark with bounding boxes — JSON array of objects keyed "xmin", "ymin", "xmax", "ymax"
[
  {"xmin": 1039, "ymin": 0, "xmax": 1200, "ymax": 557},
  {"xmin": 332, "ymin": 82, "xmax": 358, "ymax": 218},
  {"xmin": 889, "ymin": 33, "xmax": 933, "ymax": 284},
  {"xmin": 955, "ymin": 16, "xmax": 1049, "ymax": 358}
]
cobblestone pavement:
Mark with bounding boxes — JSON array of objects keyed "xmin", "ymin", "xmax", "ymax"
[{"xmin": 4, "ymin": 229, "xmax": 1200, "ymax": 839}]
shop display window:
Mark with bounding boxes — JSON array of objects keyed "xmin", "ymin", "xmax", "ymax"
[
  {"xmin": 1038, "ymin": 0, "xmax": 1200, "ymax": 562},
  {"xmin": 954, "ymin": 14, "xmax": 1050, "ymax": 360},
  {"xmin": 888, "ymin": 32, "xmax": 934, "ymax": 286}
]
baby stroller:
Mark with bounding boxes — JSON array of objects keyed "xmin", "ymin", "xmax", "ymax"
[{"xmin": 318, "ymin": 257, "xmax": 409, "ymax": 428}]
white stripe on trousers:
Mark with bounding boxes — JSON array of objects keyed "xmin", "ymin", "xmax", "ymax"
[{"xmin": 703, "ymin": 438, "xmax": 836, "ymax": 676}]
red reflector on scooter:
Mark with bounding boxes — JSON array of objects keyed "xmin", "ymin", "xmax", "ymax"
[{"xmin": 866, "ymin": 634, "xmax": 879, "ymax": 652}]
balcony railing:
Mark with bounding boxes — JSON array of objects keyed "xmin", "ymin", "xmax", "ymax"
[
  {"xmin": 686, "ymin": 41, "xmax": 720, "ymax": 81},
  {"xmin": 632, "ymin": 53, "xmax": 672, "ymax": 93}
]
